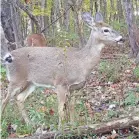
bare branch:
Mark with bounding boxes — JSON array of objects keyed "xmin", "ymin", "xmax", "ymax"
[
  {"xmin": 10, "ymin": 0, "xmax": 41, "ymax": 33},
  {"xmin": 8, "ymin": 115, "xmax": 139, "ymax": 139}
]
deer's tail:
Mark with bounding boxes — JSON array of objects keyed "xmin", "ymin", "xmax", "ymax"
[{"xmin": 3, "ymin": 53, "xmax": 13, "ymax": 63}]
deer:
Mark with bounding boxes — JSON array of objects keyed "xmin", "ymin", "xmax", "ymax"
[
  {"xmin": 2, "ymin": 12, "xmax": 124, "ymax": 127},
  {"xmin": 24, "ymin": 33, "xmax": 47, "ymax": 47}
]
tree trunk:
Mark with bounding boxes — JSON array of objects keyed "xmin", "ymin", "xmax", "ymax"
[
  {"xmin": 63, "ymin": 0, "xmax": 70, "ymax": 31},
  {"xmin": 41, "ymin": 0, "xmax": 48, "ymax": 36},
  {"xmin": 50, "ymin": 1, "xmax": 56, "ymax": 46},
  {"xmin": 54, "ymin": 0, "xmax": 61, "ymax": 31},
  {"xmin": 10, "ymin": 3, "xmax": 21, "ymax": 48},
  {"xmin": 109, "ymin": 0, "xmax": 115, "ymax": 22},
  {"xmin": 1, "ymin": 0, "xmax": 15, "ymax": 42},
  {"xmin": 16, "ymin": 2, "xmax": 24, "ymax": 45},
  {"xmin": 90, "ymin": 0, "xmax": 93, "ymax": 15},
  {"xmin": 124, "ymin": 0, "xmax": 139, "ymax": 58},
  {"xmin": 134, "ymin": 0, "xmax": 139, "ymax": 24},
  {"xmin": 0, "ymin": 24, "xmax": 9, "ymax": 58},
  {"xmin": 95, "ymin": 0, "xmax": 98, "ymax": 12},
  {"xmin": 103, "ymin": 0, "xmax": 107, "ymax": 21},
  {"xmin": 70, "ymin": 0, "xmax": 85, "ymax": 48},
  {"xmin": 30, "ymin": 3, "xmax": 35, "ymax": 34},
  {"xmin": 117, "ymin": 0, "xmax": 124, "ymax": 22}
]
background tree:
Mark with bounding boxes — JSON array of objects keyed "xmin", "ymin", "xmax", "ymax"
[
  {"xmin": 124, "ymin": 0, "xmax": 139, "ymax": 60},
  {"xmin": 1, "ymin": 0, "xmax": 139, "ymax": 57}
]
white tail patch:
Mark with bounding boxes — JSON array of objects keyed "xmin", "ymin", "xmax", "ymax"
[{"xmin": 3, "ymin": 53, "xmax": 14, "ymax": 64}]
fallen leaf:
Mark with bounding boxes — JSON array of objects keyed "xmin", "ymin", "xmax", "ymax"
[
  {"xmin": 107, "ymin": 136, "xmax": 112, "ymax": 139},
  {"xmin": 8, "ymin": 133, "xmax": 18, "ymax": 138},
  {"xmin": 112, "ymin": 129, "xmax": 116, "ymax": 134},
  {"xmin": 107, "ymin": 133, "xmax": 118, "ymax": 139},
  {"xmin": 108, "ymin": 104, "xmax": 116, "ymax": 110},
  {"xmin": 110, "ymin": 133, "xmax": 118, "ymax": 139},
  {"xmin": 18, "ymin": 134, "xmax": 30, "ymax": 138},
  {"xmin": 38, "ymin": 106, "xmax": 47, "ymax": 112},
  {"xmin": 125, "ymin": 70, "xmax": 132, "ymax": 74},
  {"xmin": 25, "ymin": 0, "xmax": 30, "ymax": 4},
  {"xmin": 85, "ymin": 101, "xmax": 94, "ymax": 118},
  {"xmin": 7, "ymin": 123, "xmax": 17, "ymax": 135},
  {"xmin": 49, "ymin": 109, "xmax": 55, "ymax": 115},
  {"xmin": 111, "ymin": 84, "xmax": 118, "ymax": 88}
]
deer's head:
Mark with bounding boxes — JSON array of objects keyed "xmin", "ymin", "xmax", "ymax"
[{"xmin": 82, "ymin": 12, "xmax": 124, "ymax": 45}]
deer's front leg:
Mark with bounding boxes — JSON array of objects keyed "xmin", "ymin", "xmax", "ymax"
[
  {"xmin": 16, "ymin": 100, "xmax": 31, "ymax": 125},
  {"xmin": 56, "ymin": 85, "xmax": 68, "ymax": 127}
]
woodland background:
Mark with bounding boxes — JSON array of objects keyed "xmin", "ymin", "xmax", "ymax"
[{"xmin": 1, "ymin": 0, "xmax": 139, "ymax": 52}]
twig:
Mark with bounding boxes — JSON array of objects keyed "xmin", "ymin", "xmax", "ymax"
[
  {"xmin": 41, "ymin": 5, "xmax": 73, "ymax": 33},
  {"xmin": 10, "ymin": 0, "xmax": 41, "ymax": 33}
]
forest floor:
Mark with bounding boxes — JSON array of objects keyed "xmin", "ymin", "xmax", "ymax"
[{"xmin": 1, "ymin": 44, "xmax": 139, "ymax": 139}]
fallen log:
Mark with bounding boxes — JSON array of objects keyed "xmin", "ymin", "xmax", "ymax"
[{"xmin": 8, "ymin": 115, "xmax": 139, "ymax": 139}]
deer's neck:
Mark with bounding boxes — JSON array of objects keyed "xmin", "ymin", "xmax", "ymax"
[
  {"xmin": 85, "ymin": 31, "xmax": 104, "ymax": 52},
  {"xmin": 76, "ymin": 31, "xmax": 105, "ymax": 80},
  {"xmin": 79, "ymin": 31, "xmax": 105, "ymax": 68}
]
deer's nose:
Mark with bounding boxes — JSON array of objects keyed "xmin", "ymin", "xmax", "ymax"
[
  {"xmin": 115, "ymin": 36, "xmax": 125, "ymax": 43},
  {"xmin": 119, "ymin": 38, "xmax": 125, "ymax": 42}
]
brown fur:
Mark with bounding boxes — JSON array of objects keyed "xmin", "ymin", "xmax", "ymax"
[{"xmin": 25, "ymin": 34, "xmax": 47, "ymax": 47}]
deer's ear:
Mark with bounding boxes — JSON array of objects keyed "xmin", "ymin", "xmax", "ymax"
[
  {"xmin": 82, "ymin": 12, "xmax": 95, "ymax": 26},
  {"xmin": 95, "ymin": 12, "xmax": 103, "ymax": 23}
]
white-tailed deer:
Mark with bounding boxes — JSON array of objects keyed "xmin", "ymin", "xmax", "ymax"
[
  {"xmin": 24, "ymin": 33, "xmax": 47, "ymax": 47},
  {"xmin": 2, "ymin": 12, "xmax": 124, "ymax": 126}
]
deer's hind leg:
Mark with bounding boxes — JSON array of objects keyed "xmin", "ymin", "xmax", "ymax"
[
  {"xmin": 2, "ymin": 82, "xmax": 23, "ymax": 114},
  {"xmin": 2, "ymin": 81, "xmax": 35, "ymax": 125},
  {"xmin": 16, "ymin": 82, "xmax": 35, "ymax": 125}
]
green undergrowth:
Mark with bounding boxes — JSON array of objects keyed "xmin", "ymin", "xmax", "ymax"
[
  {"xmin": 0, "ymin": 65, "xmax": 6, "ymax": 81},
  {"xmin": 98, "ymin": 56, "xmax": 131, "ymax": 83}
]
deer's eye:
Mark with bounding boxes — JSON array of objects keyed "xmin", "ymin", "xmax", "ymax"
[{"xmin": 104, "ymin": 29, "xmax": 109, "ymax": 33}]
